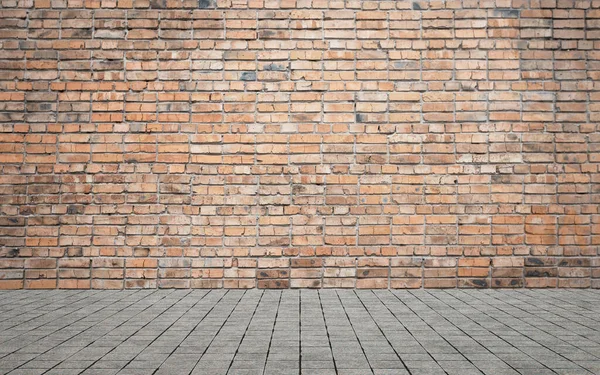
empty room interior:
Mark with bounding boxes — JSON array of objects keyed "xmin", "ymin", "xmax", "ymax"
[{"xmin": 0, "ymin": 0, "xmax": 599, "ymax": 374}]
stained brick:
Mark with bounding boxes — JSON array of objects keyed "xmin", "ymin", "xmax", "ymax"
[{"xmin": 0, "ymin": 1, "xmax": 598, "ymax": 289}]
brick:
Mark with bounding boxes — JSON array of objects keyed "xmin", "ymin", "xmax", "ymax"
[{"xmin": 0, "ymin": 3, "xmax": 597, "ymax": 290}]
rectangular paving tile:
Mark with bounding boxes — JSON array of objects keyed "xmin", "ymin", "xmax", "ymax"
[{"xmin": 0, "ymin": 290, "xmax": 597, "ymax": 375}]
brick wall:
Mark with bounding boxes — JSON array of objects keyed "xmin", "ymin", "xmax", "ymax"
[{"xmin": 1, "ymin": 0, "xmax": 599, "ymax": 289}]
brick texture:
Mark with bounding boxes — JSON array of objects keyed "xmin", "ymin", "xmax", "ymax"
[{"xmin": 1, "ymin": 0, "xmax": 599, "ymax": 289}]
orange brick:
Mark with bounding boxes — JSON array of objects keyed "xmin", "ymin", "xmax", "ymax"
[{"xmin": 0, "ymin": 3, "xmax": 597, "ymax": 290}]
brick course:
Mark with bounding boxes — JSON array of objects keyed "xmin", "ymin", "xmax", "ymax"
[{"xmin": 0, "ymin": 0, "xmax": 599, "ymax": 289}]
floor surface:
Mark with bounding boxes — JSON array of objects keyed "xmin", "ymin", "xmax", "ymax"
[{"xmin": 0, "ymin": 289, "xmax": 599, "ymax": 375}]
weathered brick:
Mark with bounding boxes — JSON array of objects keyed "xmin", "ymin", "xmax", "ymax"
[{"xmin": 0, "ymin": 2, "xmax": 598, "ymax": 290}]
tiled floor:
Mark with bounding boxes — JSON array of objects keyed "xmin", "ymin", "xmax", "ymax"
[{"xmin": 0, "ymin": 290, "xmax": 598, "ymax": 375}]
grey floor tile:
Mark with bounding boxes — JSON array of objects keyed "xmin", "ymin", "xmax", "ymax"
[{"xmin": 0, "ymin": 290, "xmax": 596, "ymax": 375}]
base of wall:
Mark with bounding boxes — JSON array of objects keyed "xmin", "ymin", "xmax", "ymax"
[{"xmin": 1, "ymin": 256, "xmax": 598, "ymax": 289}]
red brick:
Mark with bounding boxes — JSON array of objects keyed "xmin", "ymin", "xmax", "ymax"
[{"xmin": 0, "ymin": 3, "xmax": 597, "ymax": 290}]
